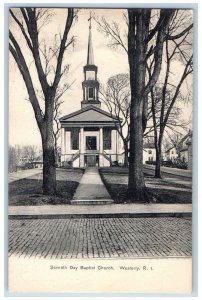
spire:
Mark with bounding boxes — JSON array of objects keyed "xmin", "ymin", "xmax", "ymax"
[{"xmin": 87, "ymin": 12, "xmax": 94, "ymax": 65}]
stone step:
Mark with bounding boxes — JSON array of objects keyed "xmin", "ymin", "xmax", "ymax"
[{"xmin": 71, "ymin": 199, "xmax": 114, "ymax": 205}]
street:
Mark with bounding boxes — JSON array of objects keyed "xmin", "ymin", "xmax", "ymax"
[{"xmin": 9, "ymin": 217, "xmax": 192, "ymax": 259}]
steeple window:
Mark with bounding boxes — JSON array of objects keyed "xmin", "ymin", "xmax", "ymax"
[
  {"xmin": 88, "ymin": 87, "xmax": 94, "ymax": 99},
  {"xmin": 86, "ymin": 70, "xmax": 95, "ymax": 80}
]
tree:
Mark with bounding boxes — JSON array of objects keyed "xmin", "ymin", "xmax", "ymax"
[
  {"xmin": 100, "ymin": 73, "xmax": 130, "ymax": 166},
  {"xmin": 127, "ymin": 9, "xmax": 177, "ymax": 201},
  {"xmin": 9, "ymin": 8, "xmax": 75, "ymax": 195},
  {"xmin": 22, "ymin": 145, "xmax": 39, "ymax": 163},
  {"xmin": 96, "ymin": 9, "xmax": 193, "ymax": 201},
  {"xmin": 148, "ymin": 11, "xmax": 193, "ymax": 177},
  {"xmin": 53, "ymin": 95, "xmax": 63, "ymax": 166},
  {"xmin": 9, "ymin": 146, "xmax": 20, "ymax": 173}
]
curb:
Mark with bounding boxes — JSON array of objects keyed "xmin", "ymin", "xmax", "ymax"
[{"xmin": 8, "ymin": 212, "xmax": 192, "ymax": 219}]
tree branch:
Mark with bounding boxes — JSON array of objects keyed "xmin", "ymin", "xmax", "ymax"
[{"xmin": 9, "ymin": 31, "xmax": 43, "ymax": 128}]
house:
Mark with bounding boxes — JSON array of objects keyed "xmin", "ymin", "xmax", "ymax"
[
  {"xmin": 60, "ymin": 20, "xmax": 121, "ymax": 167},
  {"xmin": 164, "ymin": 131, "xmax": 192, "ymax": 170},
  {"xmin": 179, "ymin": 130, "xmax": 192, "ymax": 170},
  {"xmin": 165, "ymin": 146, "xmax": 178, "ymax": 161},
  {"xmin": 143, "ymin": 143, "xmax": 156, "ymax": 164}
]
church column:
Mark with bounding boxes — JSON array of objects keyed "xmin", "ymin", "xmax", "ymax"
[
  {"xmin": 99, "ymin": 127, "xmax": 104, "ymax": 167},
  {"xmin": 61, "ymin": 128, "xmax": 66, "ymax": 163},
  {"xmin": 80, "ymin": 127, "xmax": 85, "ymax": 167}
]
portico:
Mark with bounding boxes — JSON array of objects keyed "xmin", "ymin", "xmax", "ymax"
[{"xmin": 60, "ymin": 112, "xmax": 120, "ymax": 167}]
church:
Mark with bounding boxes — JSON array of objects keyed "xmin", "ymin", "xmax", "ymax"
[{"xmin": 60, "ymin": 19, "xmax": 121, "ymax": 168}]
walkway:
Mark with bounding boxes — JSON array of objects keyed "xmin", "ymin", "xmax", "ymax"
[
  {"xmin": 8, "ymin": 168, "xmax": 42, "ymax": 183},
  {"xmin": 144, "ymin": 164, "xmax": 192, "ymax": 178},
  {"xmin": 72, "ymin": 167, "xmax": 113, "ymax": 204}
]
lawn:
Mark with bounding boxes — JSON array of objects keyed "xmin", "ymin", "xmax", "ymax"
[
  {"xmin": 99, "ymin": 167, "xmax": 192, "ymax": 204},
  {"xmin": 9, "ymin": 168, "xmax": 84, "ymax": 206}
]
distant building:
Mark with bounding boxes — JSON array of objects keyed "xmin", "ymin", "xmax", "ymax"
[
  {"xmin": 164, "ymin": 131, "xmax": 192, "ymax": 170},
  {"xmin": 179, "ymin": 131, "xmax": 192, "ymax": 170},
  {"xmin": 165, "ymin": 146, "xmax": 178, "ymax": 161},
  {"xmin": 143, "ymin": 143, "xmax": 156, "ymax": 164}
]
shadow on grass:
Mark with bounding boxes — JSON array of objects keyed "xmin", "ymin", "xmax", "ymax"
[
  {"xmin": 99, "ymin": 169, "xmax": 192, "ymax": 204},
  {"xmin": 9, "ymin": 168, "xmax": 84, "ymax": 206}
]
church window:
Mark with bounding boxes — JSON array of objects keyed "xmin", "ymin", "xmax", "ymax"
[
  {"xmin": 71, "ymin": 128, "xmax": 79, "ymax": 150},
  {"xmin": 88, "ymin": 87, "xmax": 94, "ymax": 99},
  {"xmin": 148, "ymin": 150, "xmax": 152, "ymax": 154},
  {"xmin": 103, "ymin": 128, "xmax": 111, "ymax": 150}
]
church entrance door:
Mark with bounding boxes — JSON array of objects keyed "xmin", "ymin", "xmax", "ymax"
[{"xmin": 86, "ymin": 155, "xmax": 96, "ymax": 167}]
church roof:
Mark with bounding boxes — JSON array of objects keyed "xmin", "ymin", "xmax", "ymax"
[{"xmin": 60, "ymin": 105, "xmax": 121, "ymax": 126}]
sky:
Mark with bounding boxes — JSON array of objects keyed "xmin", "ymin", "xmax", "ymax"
[
  {"xmin": 8, "ymin": 8, "xmax": 193, "ymax": 147},
  {"xmin": 9, "ymin": 8, "xmax": 129, "ymax": 147}
]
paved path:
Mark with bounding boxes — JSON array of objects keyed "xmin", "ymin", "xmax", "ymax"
[
  {"xmin": 8, "ymin": 217, "xmax": 192, "ymax": 259},
  {"xmin": 143, "ymin": 164, "xmax": 192, "ymax": 178},
  {"xmin": 8, "ymin": 168, "xmax": 42, "ymax": 183},
  {"xmin": 9, "ymin": 203, "xmax": 192, "ymax": 217},
  {"xmin": 73, "ymin": 167, "xmax": 111, "ymax": 201}
]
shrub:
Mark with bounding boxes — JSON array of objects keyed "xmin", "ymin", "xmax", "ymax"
[
  {"xmin": 61, "ymin": 161, "xmax": 72, "ymax": 168},
  {"xmin": 146, "ymin": 159, "xmax": 188, "ymax": 169},
  {"xmin": 145, "ymin": 161, "xmax": 156, "ymax": 165}
]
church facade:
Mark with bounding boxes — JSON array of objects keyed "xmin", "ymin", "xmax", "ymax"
[{"xmin": 60, "ymin": 20, "xmax": 121, "ymax": 168}]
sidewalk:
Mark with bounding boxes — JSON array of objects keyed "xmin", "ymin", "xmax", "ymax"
[
  {"xmin": 8, "ymin": 203, "xmax": 192, "ymax": 218},
  {"xmin": 144, "ymin": 164, "xmax": 192, "ymax": 178},
  {"xmin": 8, "ymin": 168, "xmax": 42, "ymax": 183},
  {"xmin": 72, "ymin": 167, "xmax": 113, "ymax": 204}
]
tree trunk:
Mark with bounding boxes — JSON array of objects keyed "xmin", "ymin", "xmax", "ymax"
[
  {"xmin": 127, "ymin": 9, "xmax": 148, "ymax": 202},
  {"xmin": 155, "ymin": 145, "xmax": 162, "ymax": 178},
  {"xmin": 41, "ymin": 121, "xmax": 57, "ymax": 195},
  {"xmin": 128, "ymin": 102, "xmax": 146, "ymax": 201},
  {"xmin": 123, "ymin": 142, "xmax": 129, "ymax": 166}
]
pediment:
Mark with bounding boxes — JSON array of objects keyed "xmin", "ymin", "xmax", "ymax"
[{"xmin": 60, "ymin": 106, "xmax": 119, "ymax": 123}]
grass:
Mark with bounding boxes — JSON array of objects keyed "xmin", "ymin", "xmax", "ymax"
[
  {"xmin": 9, "ymin": 168, "xmax": 84, "ymax": 206},
  {"xmin": 99, "ymin": 167, "xmax": 192, "ymax": 204}
]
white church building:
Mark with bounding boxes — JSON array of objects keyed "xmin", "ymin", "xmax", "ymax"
[{"xmin": 60, "ymin": 19, "xmax": 121, "ymax": 168}]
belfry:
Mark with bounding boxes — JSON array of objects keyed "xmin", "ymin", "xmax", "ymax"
[
  {"xmin": 81, "ymin": 15, "xmax": 100, "ymax": 109},
  {"xmin": 60, "ymin": 15, "xmax": 121, "ymax": 167}
]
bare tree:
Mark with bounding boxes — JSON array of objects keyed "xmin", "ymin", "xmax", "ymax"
[
  {"xmin": 9, "ymin": 146, "xmax": 20, "ymax": 173},
  {"xmin": 100, "ymin": 73, "xmax": 130, "ymax": 166},
  {"xmin": 9, "ymin": 8, "xmax": 75, "ymax": 195},
  {"xmin": 127, "ymin": 9, "xmax": 178, "ymax": 201},
  {"xmin": 96, "ymin": 9, "xmax": 193, "ymax": 202},
  {"xmin": 148, "ymin": 11, "xmax": 193, "ymax": 178},
  {"xmin": 22, "ymin": 145, "xmax": 39, "ymax": 163},
  {"xmin": 53, "ymin": 84, "xmax": 72, "ymax": 165}
]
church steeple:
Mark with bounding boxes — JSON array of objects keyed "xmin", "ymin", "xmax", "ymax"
[
  {"xmin": 81, "ymin": 13, "xmax": 101, "ymax": 109},
  {"xmin": 87, "ymin": 13, "xmax": 94, "ymax": 65}
]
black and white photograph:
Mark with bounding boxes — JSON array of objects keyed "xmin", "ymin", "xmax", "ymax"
[{"xmin": 7, "ymin": 4, "xmax": 194, "ymax": 295}]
